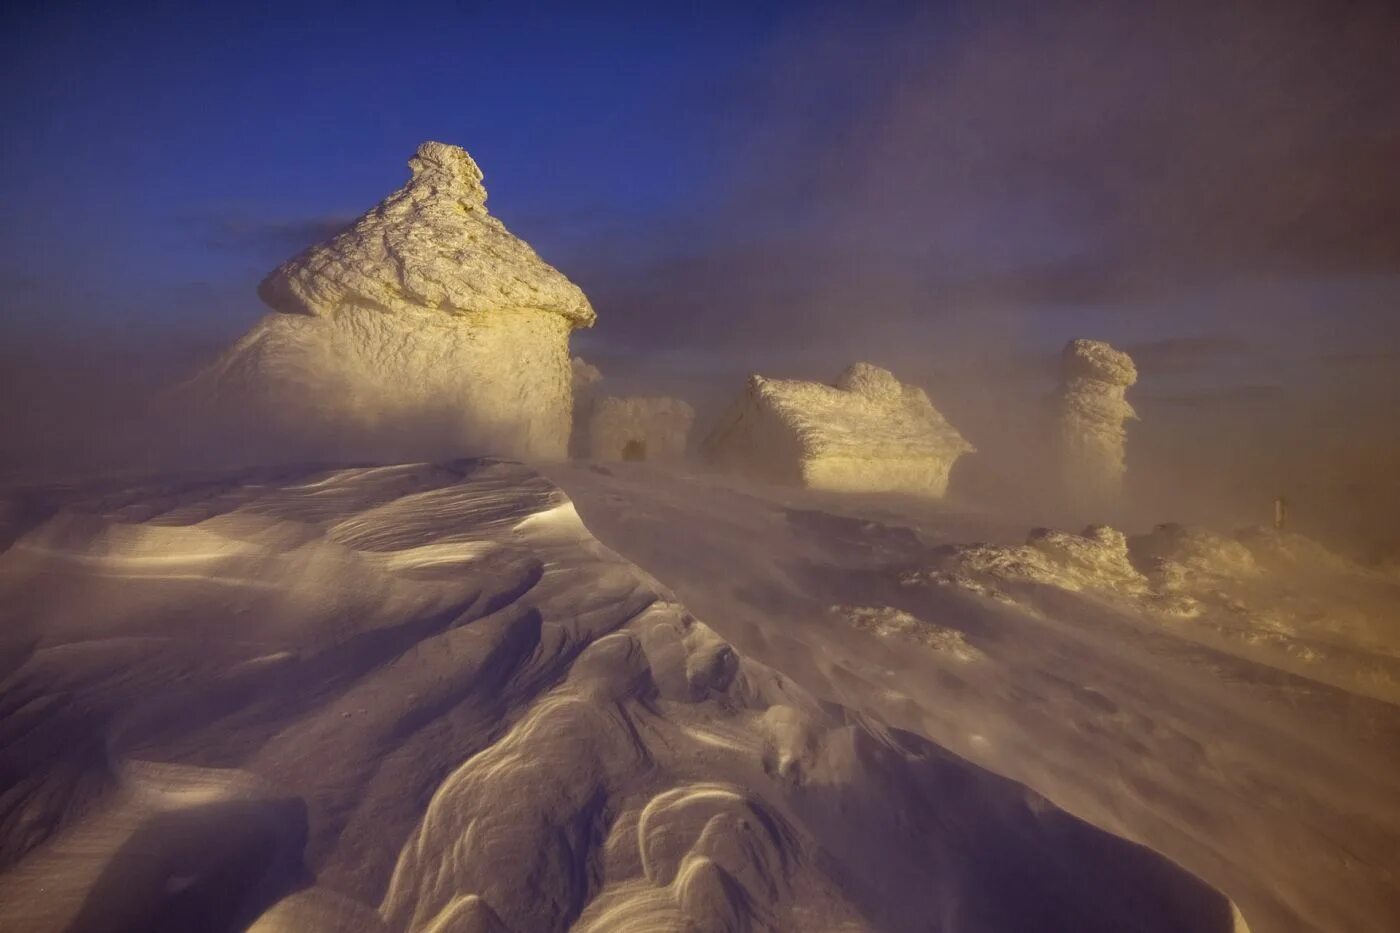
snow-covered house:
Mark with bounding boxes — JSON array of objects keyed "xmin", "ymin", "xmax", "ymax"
[
  {"xmin": 186, "ymin": 141, "xmax": 595, "ymax": 463},
  {"xmin": 701, "ymin": 363, "xmax": 972, "ymax": 497}
]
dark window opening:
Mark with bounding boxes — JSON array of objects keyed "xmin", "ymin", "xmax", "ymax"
[{"xmin": 622, "ymin": 439, "xmax": 647, "ymax": 461}]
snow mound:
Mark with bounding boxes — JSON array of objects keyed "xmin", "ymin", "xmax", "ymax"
[
  {"xmin": 546, "ymin": 462, "xmax": 1400, "ymax": 933},
  {"xmin": 0, "ymin": 461, "xmax": 1235, "ymax": 932},
  {"xmin": 910, "ymin": 524, "xmax": 1151, "ymax": 600},
  {"xmin": 831, "ymin": 604, "xmax": 984, "ymax": 662},
  {"xmin": 909, "ymin": 517, "xmax": 1400, "ymax": 703}
]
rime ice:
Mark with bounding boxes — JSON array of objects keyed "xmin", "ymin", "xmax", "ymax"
[
  {"xmin": 1056, "ymin": 339, "xmax": 1138, "ymax": 512},
  {"xmin": 187, "ymin": 142, "xmax": 595, "ymax": 462},
  {"xmin": 702, "ymin": 362, "xmax": 972, "ymax": 496}
]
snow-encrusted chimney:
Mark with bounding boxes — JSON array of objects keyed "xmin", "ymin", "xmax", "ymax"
[{"xmin": 1056, "ymin": 339, "xmax": 1138, "ymax": 512}]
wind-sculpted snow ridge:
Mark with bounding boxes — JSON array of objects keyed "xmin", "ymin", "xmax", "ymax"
[
  {"xmin": 911, "ymin": 521, "xmax": 1400, "ymax": 704},
  {"xmin": 0, "ymin": 461, "xmax": 1236, "ymax": 932},
  {"xmin": 544, "ymin": 462, "xmax": 1400, "ymax": 933}
]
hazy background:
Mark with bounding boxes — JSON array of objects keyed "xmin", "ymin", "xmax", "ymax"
[{"xmin": 2, "ymin": 0, "xmax": 1398, "ymax": 557}]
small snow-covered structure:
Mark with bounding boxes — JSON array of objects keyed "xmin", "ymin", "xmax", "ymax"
[
  {"xmin": 587, "ymin": 396, "xmax": 695, "ymax": 462},
  {"xmin": 1056, "ymin": 339, "xmax": 1137, "ymax": 510},
  {"xmin": 571, "ymin": 356, "xmax": 603, "ymax": 399},
  {"xmin": 702, "ymin": 363, "xmax": 972, "ymax": 496},
  {"xmin": 568, "ymin": 356, "xmax": 605, "ymax": 458},
  {"xmin": 186, "ymin": 141, "xmax": 595, "ymax": 462}
]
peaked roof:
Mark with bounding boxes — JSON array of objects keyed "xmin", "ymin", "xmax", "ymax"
[
  {"xmin": 258, "ymin": 141, "xmax": 595, "ymax": 328},
  {"xmin": 748, "ymin": 363, "xmax": 973, "ymax": 460}
]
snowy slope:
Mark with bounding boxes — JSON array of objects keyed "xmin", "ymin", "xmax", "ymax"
[
  {"xmin": 0, "ymin": 461, "xmax": 1235, "ymax": 932},
  {"xmin": 545, "ymin": 461, "xmax": 1400, "ymax": 933}
]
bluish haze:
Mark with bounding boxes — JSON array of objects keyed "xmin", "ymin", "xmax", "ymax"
[{"xmin": 2, "ymin": 0, "xmax": 1398, "ymax": 552}]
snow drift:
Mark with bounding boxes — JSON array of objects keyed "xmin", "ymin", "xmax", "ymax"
[
  {"xmin": 547, "ymin": 461, "xmax": 1400, "ymax": 933},
  {"xmin": 0, "ymin": 461, "xmax": 1234, "ymax": 932}
]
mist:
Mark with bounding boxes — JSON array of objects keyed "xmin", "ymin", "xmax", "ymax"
[
  {"xmin": 3, "ymin": 0, "xmax": 1399, "ymax": 558},
  {"xmin": 564, "ymin": 0, "xmax": 1400, "ymax": 558},
  {"xmin": 5, "ymin": 7, "xmax": 1400, "ymax": 932}
]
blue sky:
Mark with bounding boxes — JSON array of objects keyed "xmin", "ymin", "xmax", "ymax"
[
  {"xmin": 2, "ymin": 0, "xmax": 1398, "ymax": 404},
  {"xmin": 0, "ymin": 1, "xmax": 809, "ymax": 336}
]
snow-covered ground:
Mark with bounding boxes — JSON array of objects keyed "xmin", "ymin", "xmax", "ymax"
[
  {"xmin": 1, "ymin": 458, "xmax": 1392, "ymax": 930},
  {"xmin": 544, "ymin": 462, "xmax": 1400, "ymax": 933}
]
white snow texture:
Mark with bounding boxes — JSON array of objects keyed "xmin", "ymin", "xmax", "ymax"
[
  {"xmin": 586, "ymin": 396, "xmax": 695, "ymax": 462},
  {"xmin": 186, "ymin": 141, "xmax": 595, "ymax": 462},
  {"xmin": 703, "ymin": 362, "xmax": 973, "ymax": 497},
  {"xmin": 1056, "ymin": 339, "xmax": 1138, "ymax": 510}
]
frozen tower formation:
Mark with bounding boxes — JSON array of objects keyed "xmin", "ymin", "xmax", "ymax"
[
  {"xmin": 189, "ymin": 141, "xmax": 595, "ymax": 462},
  {"xmin": 1056, "ymin": 339, "xmax": 1138, "ymax": 510}
]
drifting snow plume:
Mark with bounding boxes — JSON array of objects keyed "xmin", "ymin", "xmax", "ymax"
[
  {"xmin": 571, "ymin": 356, "xmax": 604, "ymax": 396},
  {"xmin": 183, "ymin": 142, "xmax": 594, "ymax": 464},
  {"xmin": 1056, "ymin": 339, "xmax": 1138, "ymax": 513},
  {"xmin": 702, "ymin": 363, "xmax": 972, "ymax": 497}
]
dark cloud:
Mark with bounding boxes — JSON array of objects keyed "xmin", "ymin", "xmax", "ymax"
[
  {"xmin": 180, "ymin": 208, "xmax": 356, "ymax": 261},
  {"xmin": 543, "ymin": 0, "xmax": 1400, "ymax": 374},
  {"xmin": 1138, "ymin": 384, "xmax": 1283, "ymax": 409},
  {"xmin": 1122, "ymin": 337, "xmax": 1253, "ymax": 376}
]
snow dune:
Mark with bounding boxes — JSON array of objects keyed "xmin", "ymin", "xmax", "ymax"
[
  {"xmin": 546, "ymin": 461, "xmax": 1400, "ymax": 933},
  {"xmin": 0, "ymin": 460, "xmax": 1236, "ymax": 931}
]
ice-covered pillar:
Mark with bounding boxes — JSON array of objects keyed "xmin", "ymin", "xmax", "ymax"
[{"xmin": 1056, "ymin": 339, "xmax": 1138, "ymax": 511}]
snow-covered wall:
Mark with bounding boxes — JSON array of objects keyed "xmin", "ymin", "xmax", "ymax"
[
  {"xmin": 191, "ymin": 305, "xmax": 573, "ymax": 463},
  {"xmin": 185, "ymin": 141, "xmax": 593, "ymax": 463},
  {"xmin": 585, "ymin": 396, "xmax": 695, "ymax": 462},
  {"xmin": 1056, "ymin": 339, "xmax": 1138, "ymax": 511}
]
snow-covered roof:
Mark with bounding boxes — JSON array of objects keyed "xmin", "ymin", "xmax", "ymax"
[
  {"xmin": 750, "ymin": 363, "xmax": 973, "ymax": 461},
  {"xmin": 258, "ymin": 141, "xmax": 595, "ymax": 327}
]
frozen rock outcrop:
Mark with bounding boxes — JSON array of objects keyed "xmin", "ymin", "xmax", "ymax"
[
  {"xmin": 702, "ymin": 362, "xmax": 972, "ymax": 497},
  {"xmin": 586, "ymin": 396, "xmax": 695, "ymax": 462},
  {"xmin": 1056, "ymin": 339, "xmax": 1137, "ymax": 511},
  {"xmin": 184, "ymin": 141, "xmax": 594, "ymax": 463}
]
